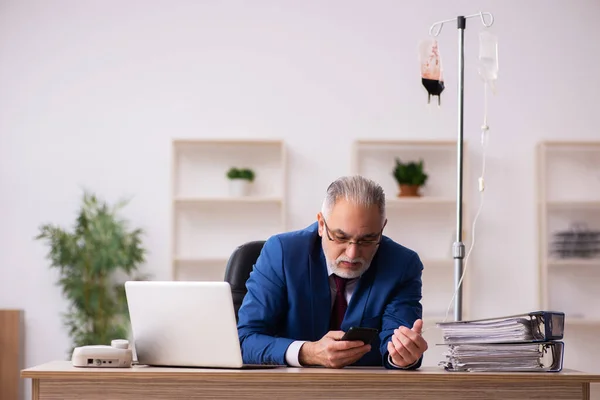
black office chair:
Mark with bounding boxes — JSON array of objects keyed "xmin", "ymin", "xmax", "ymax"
[{"xmin": 224, "ymin": 240, "xmax": 266, "ymax": 321}]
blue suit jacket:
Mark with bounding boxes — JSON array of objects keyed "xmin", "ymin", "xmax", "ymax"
[{"xmin": 237, "ymin": 222, "xmax": 424, "ymax": 369}]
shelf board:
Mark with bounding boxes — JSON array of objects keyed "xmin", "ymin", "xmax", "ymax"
[
  {"xmin": 547, "ymin": 258, "xmax": 600, "ymax": 267},
  {"xmin": 565, "ymin": 317, "xmax": 600, "ymax": 326},
  {"xmin": 174, "ymin": 257, "xmax": 229, "ymax": 266},
  {"xmin": 173, "ymin": 138, "xmax": 283, "ymax": 147},
  {"xmin": 421, "ymin": 258, "xmax": 454, "ymax": 267},
  {"xmin": 175, "ymin": 196, "xmax": 283, "ymax": 205},
  {"xmin": 546, "ymin": 200, "xmax": 600, "ymax": 210},
  {"xmin": 355, "ymin": 139, "xmax": 458, "ymax": 147},
  {"xmin": 541, "ymin": 140, "xmax": 600, "ymax": 149},
  {"xmin": 387, "ymin": 197, "xmax": 455, "ymax": 206}
]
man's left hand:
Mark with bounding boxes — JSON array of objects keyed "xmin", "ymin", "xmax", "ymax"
[{"xmin": 387, "ymin": 319, "xmax": 428, "ymax": 368}]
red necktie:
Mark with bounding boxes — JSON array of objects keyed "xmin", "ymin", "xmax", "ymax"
[{"xmin": 329, "ymin": 275, "xmax": 349, "ymax": 331}]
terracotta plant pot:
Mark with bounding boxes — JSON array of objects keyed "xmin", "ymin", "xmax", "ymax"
[{"xmin": 398, "ymin": 184, "xmax": 421, "ymax": 197}]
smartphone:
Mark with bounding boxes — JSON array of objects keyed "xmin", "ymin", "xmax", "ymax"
[{"xmin": 340, "ymin": 327, "xmax": 379, "ymax": 345}]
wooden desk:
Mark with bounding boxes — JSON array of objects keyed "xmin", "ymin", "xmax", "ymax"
[{"xmin": 22, "ymin": 360, "xmax": 600, "ymax": 400}]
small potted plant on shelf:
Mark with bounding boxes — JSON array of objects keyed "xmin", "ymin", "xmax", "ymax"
[
  {"xmin": 226, "ymin": 167, "xmax": 255, "ymax": 196},
  {"xmin": 392, "ymin": 158, "xmax": 428, "ymax": 197}
]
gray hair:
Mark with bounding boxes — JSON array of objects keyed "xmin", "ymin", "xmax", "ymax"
[{"xmin": 321, "ymin": 175, "xmax": 386, "ymax": 221}]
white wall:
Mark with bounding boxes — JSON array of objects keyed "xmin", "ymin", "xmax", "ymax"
[{"xmin": 1, "ymin": 0, "xmax": 599, "ymax": 398}]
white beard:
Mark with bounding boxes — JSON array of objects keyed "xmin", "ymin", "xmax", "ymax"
[{"xmin": 327, "ymin": 255, "xmax": 372, "ymax": 279}]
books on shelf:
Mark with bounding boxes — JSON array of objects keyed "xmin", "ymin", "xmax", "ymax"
[
  {"xmin": 550, "ymin": 223, "xmax": 600, "ymax": 259},
  {"xmin": 436, "ymin": 311, "xmax": 565, "ymax": 372}
]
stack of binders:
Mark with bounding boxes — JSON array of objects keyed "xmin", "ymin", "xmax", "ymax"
[{"xmin": 436, "ymin": 311, "xmax": 565, "ymax": 372}]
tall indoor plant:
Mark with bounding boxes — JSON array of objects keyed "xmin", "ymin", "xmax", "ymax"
[{"xmin": 36, "ymin": 191, "xmax": 147, "ymax": 355}]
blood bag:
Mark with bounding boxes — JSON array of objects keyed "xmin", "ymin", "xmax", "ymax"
[
  {"xmin": 419, "ymin": 38, "xmax": 445, "ymax": 105},
  {"xmin": 478, "ymin": 31, "xmax": 498, "ymax": 91}
]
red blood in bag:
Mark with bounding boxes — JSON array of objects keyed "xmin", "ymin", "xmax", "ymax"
[{"xmin": 422, "ymin": 78, "xmax": 445, "ymax": 105}]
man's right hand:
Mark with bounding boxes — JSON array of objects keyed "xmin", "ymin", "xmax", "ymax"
[{"xmin": 298, "ymin": 331, "xmax": 371, "ymax": 368}]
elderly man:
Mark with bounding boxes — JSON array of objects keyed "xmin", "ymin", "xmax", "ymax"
[{"xmin": 237, "ymin": 175, "xmax": 428, "ymax": 369}]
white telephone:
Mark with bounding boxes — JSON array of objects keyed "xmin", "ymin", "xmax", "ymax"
[{"xmin": 71, "ymin": 339, "xmax": 133, "ymax": 368}]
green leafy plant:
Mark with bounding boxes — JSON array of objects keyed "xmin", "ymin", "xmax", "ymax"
[
  {"xmin": 226, "ymin": 167, "xmax": 255, "ymax": 182},
  {"xmin": 35, "ymin": 191, "xmax": 148, "ymax": 355},
  {"xmin": 393, "ymin": 158, "xmax": 428, "ymax": 186}
]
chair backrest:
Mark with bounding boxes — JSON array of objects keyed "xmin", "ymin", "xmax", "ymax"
[{"xmin": 224, "ymin": 240, "xmax": 265, "ymax": 321}]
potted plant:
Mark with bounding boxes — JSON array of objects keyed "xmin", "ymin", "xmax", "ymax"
[
  {"xmin": 35, "ymin": 191, "xmax": 148, "ymax": 356},
  {"xmin": 226, "ymin": 167, "xmax": 255, "ymax": 196},
  {"xmin": 392, "ymin": 158, "xmax": 428, "ymax": 197}
]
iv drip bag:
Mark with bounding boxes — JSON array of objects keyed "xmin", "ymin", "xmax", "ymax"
[
  {"xmin": 478, "ymin": 31, "xmax": 499, "ymax": 90},
  {"xmin": 419, "ymin": 38, "xmax": 444, "ymax": 105}
]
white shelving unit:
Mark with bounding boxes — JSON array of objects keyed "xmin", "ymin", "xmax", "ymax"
[
  {"xmin": 537, "ymin": 140, "xmax": 600, "ymax": 381},
  {"xmin": 351, "ymin": 139, "xmax": 470, "ymax": 367},
  {"xmin": 537, "ymin": 141, "xmax": 600, "ymax": 322},
  {"xmin": 171, "ymin": 139, "xmax": 287, "ymax": 281}
]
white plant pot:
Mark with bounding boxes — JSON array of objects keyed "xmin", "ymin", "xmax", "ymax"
[{"xmin": 229, "ymin": 179, "xmax": 251, "ymax": 197}]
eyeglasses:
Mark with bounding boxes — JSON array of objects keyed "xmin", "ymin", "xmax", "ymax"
[{"xmin": 321, "ymin": 216, "xmax": 384, "ymax": 248}]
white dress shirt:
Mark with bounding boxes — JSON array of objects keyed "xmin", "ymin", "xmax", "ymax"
[
  {"xmin": 284, "ymin": 263, "xmax": 357, "ymax": 367},
  {"xmin": 283, "ymin": 263, "xmax": 411, "ymax": 369}
]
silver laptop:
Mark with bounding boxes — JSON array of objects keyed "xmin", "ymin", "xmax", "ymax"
[{"xmin": 125, "ymin": 280, "xmax": 278, "ymax": 369}]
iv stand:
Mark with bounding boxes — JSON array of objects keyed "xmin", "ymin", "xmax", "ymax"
[{"xmin": 429, "ymin": 12, "xmax": 494, "ymax": 322}]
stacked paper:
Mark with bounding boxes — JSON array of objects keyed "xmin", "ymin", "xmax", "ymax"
[
  {"xmin": 441, "ymin": 342, "xmax": 564, "ymax": 372},
  {"xmin": 440, "ymin": 317, "xmax": 533, "ymax": 344},
  {"xmin": 436, "ymin": 311, "xmax": 565, "ymax": 372}
]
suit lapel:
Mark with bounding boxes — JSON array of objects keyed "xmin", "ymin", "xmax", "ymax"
[{"xmin": 309, "ymin": 239, "xmax": 331, "ymax": 339}]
